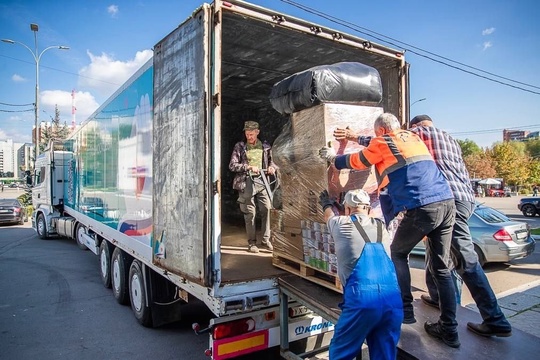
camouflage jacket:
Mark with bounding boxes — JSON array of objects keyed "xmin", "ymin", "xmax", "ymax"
[{"xmin": 228, "ymin": 140, "xmax": 277, "ymax": 191}]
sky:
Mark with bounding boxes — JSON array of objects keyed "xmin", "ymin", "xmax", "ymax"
[{"xmin": 1, "ymin": 0, "xmax": 539, "ymax": 148}]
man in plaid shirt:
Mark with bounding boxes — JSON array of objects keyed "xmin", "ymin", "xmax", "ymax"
[
  {"xmin": 409, "ymin": 114, "xmax": 512, "ymax": 338},
  {"xmin": 334, "ymin": 115, "xmax": 513, "ymax": 339}
]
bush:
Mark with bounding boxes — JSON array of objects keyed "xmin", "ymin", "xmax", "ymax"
[{"xmin": 519, "ymin": 189, "xmax": 529, "ymax": 195}]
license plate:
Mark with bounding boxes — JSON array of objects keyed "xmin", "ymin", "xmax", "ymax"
[
  {"xmin": 0, "ymin": 209, "xmax": 9, "ymax": 213},
  {"xmin": 516, "ymin": 232, "xmax": 527, "ymax": 239}
]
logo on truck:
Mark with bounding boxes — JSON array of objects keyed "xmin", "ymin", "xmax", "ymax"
[{"xmin": 294, "ymin": 321, "xmax": 334, "ymax": 336}]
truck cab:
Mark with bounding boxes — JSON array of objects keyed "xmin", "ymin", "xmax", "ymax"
[{"xmin": 32, "ymin": 142, "xmax": 74, "ymax": 239}]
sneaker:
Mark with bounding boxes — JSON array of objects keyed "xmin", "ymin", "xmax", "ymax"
[
  {"xmin": 403, "ymin": 309, "xmax": 417, "ymax": 324},
  {"xmin": 261, "ymin": 241, "xmax": 273, "ymax": 251},
  {"xmin": 424, "ymin": 321, "xmax": 460, "ymax": 348},
  {"xmin": 247, "ymin": 244, "xmax": 259, "ymax": 253},
  {"xmin": 421, "ymin": 294, "xmax": 440, "ymax": 310},
  {"xmin": 466, "ymin": 322, "xmax": 512, "ymax": 337}
]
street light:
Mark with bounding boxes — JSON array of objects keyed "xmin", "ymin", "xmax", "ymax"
[
  {"xmin": 2, "ymin": 23, "xmax": 69, "ymax": 159},
  {"xmin": 411, "ymin": 97, "xmax": 427, "ymax": 107}
]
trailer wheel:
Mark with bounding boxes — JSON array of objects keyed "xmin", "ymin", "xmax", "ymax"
[
  {"xmin": 111, "ymin": 247, "xmax": 130, "ymax": 305},
  {"xmin": 36, "ymin": 214, "xmax": 48, "ymax": 239},
  {"xmin": 75, "ymin": 223, "xmax": 89, "ymax": 250},
  {"xmin": 129, "ymin": 260, "xmax": 153, "ymax": 327},
  {"xmin": 100, "ymin": 240, "xmax": 113, "ymax": 288}
]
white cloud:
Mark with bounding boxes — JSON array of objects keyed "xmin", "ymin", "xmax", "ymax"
[
  {"xmin": 482, "ymin": 27, "xmax": 495, "ymax": 36},
  {"xmin": 107, "ymin": 5, "xmax": 119, "ymax": 17},
  {"xmin": 41, "ymin": 90, "xmax": 100, "ymax": 126},
  {"xmin": 77, "ymin": 49, "xmax": 153, "ymax": 98},
  {"xmin": 12, "ymin": 74, "xmax": 26, "ymax": 82},
  {"xmin": 482, "ymin": 41, "xmax": 493, "ymax": 51}
]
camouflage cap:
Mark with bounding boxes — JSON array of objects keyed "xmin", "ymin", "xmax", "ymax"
[{"xmin": 243, "ymin": 121, "xmax": 259, "ymax": 131}]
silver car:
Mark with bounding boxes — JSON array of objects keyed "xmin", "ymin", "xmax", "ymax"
[{"xmin": 411, "ymin": 203, "xmax": 536, "ymax": 266}]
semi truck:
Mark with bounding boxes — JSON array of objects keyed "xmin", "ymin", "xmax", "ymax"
[{"xmin": 31, "ymin": 1, "xmax": 408, "ymax": 358}]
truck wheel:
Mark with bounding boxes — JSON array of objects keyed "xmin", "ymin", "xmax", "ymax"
[
  {"xmin": 129, "ymin": 260, "xmax": 153, "ymax": 327},
  {"xmin": 75, "ymin": 224, "xmax": 89, "ymax": 250},
  {"xmin": 100, "ymin": 241, "xmax": 113, "ymax": 288},
  {"xmin": 36, "ymin": 214, "xmax": 48, "ymax": 239},
  {"xmin": 474, "ymin": 245, "xmax": 486, "ymax": 267},
  {"xmin": 521, "ymin": 204, "xmax": 536, "ymax": 217},
  {"xmin": 111, "ymin": 247, "xmax": 131, "ymax": 305}
]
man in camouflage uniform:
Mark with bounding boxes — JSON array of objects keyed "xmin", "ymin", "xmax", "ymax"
[{"xmin": 229, "ymin": 121, "xmax": 277, "ymax": 253}]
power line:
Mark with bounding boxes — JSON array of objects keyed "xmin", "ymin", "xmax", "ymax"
[
  {"xmin": 450, "ymin": 124, "xmax": 540, "ymax": 136},
  {"xmin": 0, "ymin": 53, "xmax": 122, "ymax": 86},
  {"xmin": 0, "ymin": 101, "xmax": 34, "ymax": 106},
  {"xmin": 279, "ymin": 0, "xmax": 540, "ymax": 95},
  {"xmin": 0, "ymin": 108, "xmax": 34, "ymax": 113}
]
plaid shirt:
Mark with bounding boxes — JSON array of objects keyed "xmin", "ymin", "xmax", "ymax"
[{"xmin": 411, "ymin": 125, "xmax": 475, "ymax": 202}]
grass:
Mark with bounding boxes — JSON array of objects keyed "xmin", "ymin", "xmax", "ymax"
[{"xmin": 531, "ymin": 228, "xmax": 540, "ymax": 236}]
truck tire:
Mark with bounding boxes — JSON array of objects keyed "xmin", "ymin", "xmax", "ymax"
[
  {"xmin": 521, "ymin": 204, "xmax": 537, "ymax": 217},
  {"xmin": 129, "ymin": 260, "xmax": 153, "ymax": 327},
  {"xmin": 100, "ymin": 240, "xmax": 113, "ymax": 288},
  {"xmin": 75, "ymin": 224, "xmax": 89, "ymax": 250},
  {"xmin": 111, "ymin": 247, "xmax": 131, "ymax": 305},
  {"xmin": 36, "ymin": 214, "xmax": 48, "ymax": 239}
]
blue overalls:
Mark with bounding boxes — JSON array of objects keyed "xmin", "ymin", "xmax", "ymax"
[{"xmin": 329, "ymin": 217, "xmax": 403, "ymax": 360}]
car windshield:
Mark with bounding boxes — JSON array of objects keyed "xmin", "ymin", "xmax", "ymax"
[
  {"xmin": 474, "ymin": 205, "xmax": 510, "ymax": 223},
  {"xmin": 0, "ymin": 199, "xmax": 20, "ymax": 206}
]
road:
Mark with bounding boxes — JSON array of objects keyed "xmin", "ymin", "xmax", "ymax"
[
  {"xmin": 0, "ymin": 189, "xmax": 538, "ymax": 359},
  {"xmin": 409, "ymin": 195, "xmax": 540, "ymax": 306}
]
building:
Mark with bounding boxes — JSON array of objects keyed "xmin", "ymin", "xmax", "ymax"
[
  {"xmin": 503, "ymin": 129, "xmax": 540, "ymax": 142},
  {"xmin": 0, "ymin": 139, "xmax": 33, "ymax": 179}
]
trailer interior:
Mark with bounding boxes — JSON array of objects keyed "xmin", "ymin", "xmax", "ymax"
[{"xmin": 218, "ymin": 8, "xmax": 404, "ymax": 283}]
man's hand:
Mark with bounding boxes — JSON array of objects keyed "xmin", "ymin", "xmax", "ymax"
[
  {"xmin": 267, "ymin": 166, "xmax": 276, "ymax": 175},
  {"xmin": 319, "ymin": 190, "xmax": 336, "ymax": 211},
  {"xmin": 318, "ymin": 146, "xmax": 336, "ymax": 163},
  {"xmin": 333, "ymin": 127, "xmax": 359, "ymax": 142},
  {"xmin": 248, "ymin": 165, "xmax": 260, "ymax": 174}
]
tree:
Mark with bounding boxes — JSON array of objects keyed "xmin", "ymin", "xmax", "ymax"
[
  {"xmin": 40, "ymin": 105, "xmax": 70, "ymax": 153},
  {"xmin": 457, "ymin": 139, "xmax": 481, "ymax": 157},
  {"xmin": 464, "ymin": 152, "xmax": 496, "ymax": 179},
  {"xmin": 527, "ymin": 159, "xmax": 540, "ymax": 186},
  {"xmin": 491, "ymin": 142, "xmax": 529, "ymax": 186}
]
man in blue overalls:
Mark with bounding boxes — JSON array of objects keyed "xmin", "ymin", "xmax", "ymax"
[{"xmin": 319, "ymin": 189, "xmax": 403, "ymax": 360}]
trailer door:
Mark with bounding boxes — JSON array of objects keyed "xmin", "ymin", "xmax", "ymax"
[{"xmin": 152, "ymin": 5, "xmax": 212, "ymax": 286}]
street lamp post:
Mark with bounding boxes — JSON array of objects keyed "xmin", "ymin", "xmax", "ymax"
[
  {"xmin": 411, "ymin": 97, "xmax": 427, "ymax": 107},
  {"xmin": 2, "ymin": 23, "xmax": 69, "ymax": 159}
]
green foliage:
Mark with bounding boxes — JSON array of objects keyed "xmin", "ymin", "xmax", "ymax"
[
  {"xmin": 457, "ymin": 139, "xmax": 481, "ymax": 157},
  {"xmin": 40, "ymin": 104, "xmax": 70, "ymax": 152},
  {"xmin": 17, "ymin": 190, "xmax": 32, "ymax": 207},
  {"xmin": 491, "ymin": 142, "xmax": 529, "ymax": 186}
]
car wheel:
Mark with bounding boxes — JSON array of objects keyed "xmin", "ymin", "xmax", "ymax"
[
  {"xmin": 521, "ymin": 204, "xmax": 536, "ymax": 217},
  {"xmin": 111, "ymin": 247, "xmax": 131, "ymax": 305},
  {"xmin": 75, "ymin": 224, "xmax": 89, "ymax": 250},
  {"xmin": 36, "ymin": 214, "xmax": 48, "ymax": 239},
  {"xmin": 129, "ymin": 260, "xmax": 153, "ymax": 327},
  {"xmin": 100, "ymin": 240, "xmax": 113, "ymax": 289},
  {"xmin": 474, "ymin": 245, "xmax": 486, "ymax": 267}
]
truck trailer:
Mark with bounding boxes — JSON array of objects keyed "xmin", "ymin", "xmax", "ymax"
[{"xmin": 32, "ymin": 1, "xmax": 408, "ymax": 358}]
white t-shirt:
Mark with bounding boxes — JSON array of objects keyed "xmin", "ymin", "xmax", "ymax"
[{"xmin": 327, "ymin": 213, "xmax": 391, "ymax": 287}]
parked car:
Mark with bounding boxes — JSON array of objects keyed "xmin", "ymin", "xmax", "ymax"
[
  {"xmin": 518, "ymin": 197, "xmax": 540, "ymax": 217},
  {"xmin": 487, "ymin": 188, "xmax": 505, "ymax": 197},
  {"xmin": 0, "ymin": 198, "xmax": 29, "ymax": 225},
  {"xmin": 411, "ymin": 203, "xmax": 536, "ymax": 266}
]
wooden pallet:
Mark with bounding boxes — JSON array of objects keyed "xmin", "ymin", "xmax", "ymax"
[{"xmin": 272, "ymin": 251, "xmax": 343, "ymax": 294}]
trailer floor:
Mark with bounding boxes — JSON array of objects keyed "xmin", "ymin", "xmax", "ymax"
[{"xmin": 220, "ymin": 223, "xmax": 287, "ymax": 283}]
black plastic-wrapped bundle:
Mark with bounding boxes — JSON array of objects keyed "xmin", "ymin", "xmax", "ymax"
[{"xmin": 269, "ymin": 62, "xmax": 382, "ymax": 115}]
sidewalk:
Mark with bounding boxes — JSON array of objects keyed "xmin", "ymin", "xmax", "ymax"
[
  {"xmin": 465, "ymin": 235, "xmax": 540, "ymax": 339},
  {"xmin": 465, "ymin": 278, "xmax": 540, "ymax": 338}
]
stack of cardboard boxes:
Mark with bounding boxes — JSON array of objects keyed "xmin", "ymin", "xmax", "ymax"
[{"xmin": 271, "ymin": 103, "xmax": 383, "ymax": 276}]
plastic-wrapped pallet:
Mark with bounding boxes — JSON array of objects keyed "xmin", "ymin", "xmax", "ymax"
[{"xmin": 269, "ymin": 62, "xmax": 383, "ymax": 115}]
